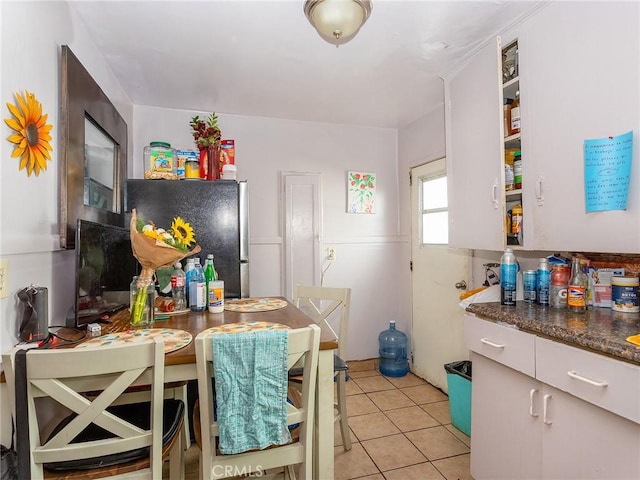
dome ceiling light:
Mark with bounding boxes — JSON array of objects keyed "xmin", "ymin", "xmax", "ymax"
[{"xmin": 304, "ymin": 0, "xmax": 372, "ymax": 46}]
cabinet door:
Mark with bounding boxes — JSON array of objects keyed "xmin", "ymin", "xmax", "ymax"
[
  {"xmin": 445, "ymin": 39, "xmax": 504, "ymax": 250},
  {"xmin": 523, "ymin": 1, "xmax": 640, "ymax": 252},
  {"xmin": 470, "ymin": 352, "xmax": 542, "ymax": 479},
  {"xmin": 541, "ymin": 385, "xmax": 640, "ymax": 479}
]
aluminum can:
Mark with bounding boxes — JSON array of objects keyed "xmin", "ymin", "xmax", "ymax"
[{"xmin": 523, "ymin": 270, "xmax": 537, "ymax": 304}]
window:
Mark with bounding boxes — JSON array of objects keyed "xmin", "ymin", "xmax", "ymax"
[{"xmin": 420, "ymin": 173, "xmax": 448, "ymax": 245}]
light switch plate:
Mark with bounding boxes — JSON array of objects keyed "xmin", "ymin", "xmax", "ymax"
[{"xmin": 0, "ymin": 259, "xmax": 8, "ymax": 299}]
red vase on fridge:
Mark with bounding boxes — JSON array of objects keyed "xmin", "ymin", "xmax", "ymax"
[
  {"xmin": 206, "ymin": 145, "xmax": 221, "ymax": 181},
  {"xmin": 199, "ymin": 149, "xmax": 207, "ymax": 179}
]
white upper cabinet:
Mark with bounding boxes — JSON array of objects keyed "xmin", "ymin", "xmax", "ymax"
[
  {"xmin": 445, "ymin": 39, "xmax": 504, "ymax": 250},
  {"xmin": 522, "ymin": 1, "xmax": 639, "ymax": 253},
  {"xmin": 446, "ymin": 1, "xmax": 640, "ymax": 253}
]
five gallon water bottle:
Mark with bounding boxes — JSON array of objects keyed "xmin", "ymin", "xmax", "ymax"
[
  {"xmin": 378, "ymin": 321, "xmax": 408, "ymax": 377},
  {"xmin": 170, "ymin": 262, "xmax": 186, "ymax": 311}
]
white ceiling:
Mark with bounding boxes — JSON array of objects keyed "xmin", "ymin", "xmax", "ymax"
[{"xmin": 70, "ymin": 0, "xmax": 543, "ymax": 129}]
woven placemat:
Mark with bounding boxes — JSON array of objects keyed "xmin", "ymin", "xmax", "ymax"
[
  {"xmin": 201, "ymin": 321, "xmax": 290, "ymax": 335},
  {"xmin": 75, "ymin": 328, "xmax": 192, "ymax": 354},
  {"xmin": 224, "ymin": 297, "xmax": 288, "ymax": 312}
]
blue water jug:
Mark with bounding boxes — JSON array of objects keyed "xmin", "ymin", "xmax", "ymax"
[{"xmin": 378, "ymin": 320, "xmax": 408, "ymax": 377}]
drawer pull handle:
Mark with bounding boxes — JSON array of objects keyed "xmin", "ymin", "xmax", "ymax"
[
  {"xmin": 567, "ymin": 370, "xmax": 608, "ymax": 387},
  {"xmin": 480, "ymin": 338, "xmax": 505, "ymax": 349},
  {"xmin": 543, "ymin": 394, "xmax": 552, "ymax": 425},
  {"xmin": 529, "ymin": 388, "xmax": 539, "ymax": 417}
]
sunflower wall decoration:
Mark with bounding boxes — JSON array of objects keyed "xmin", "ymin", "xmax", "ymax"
[{"xmin": 4, "ymin": 90, "xmax": 53, "ymax": 177}]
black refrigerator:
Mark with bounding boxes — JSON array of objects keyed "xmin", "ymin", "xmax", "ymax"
[{"xmin": 125, "ymin": 179, "xmax": 249, "ymax": 298}]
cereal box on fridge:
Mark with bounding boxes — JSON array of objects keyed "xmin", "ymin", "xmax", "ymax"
[{"xmin": 219, "ymin": 140, "xmax": 235, "ymax": 177}]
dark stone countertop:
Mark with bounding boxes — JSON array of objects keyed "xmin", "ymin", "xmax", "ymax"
[{"xmin": 466, "ymin": 302, "xmax": 640, "ymax": 365}]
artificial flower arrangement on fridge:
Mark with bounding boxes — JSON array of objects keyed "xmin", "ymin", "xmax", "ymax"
[
  {"xmin": 129, "ymin": 208, "xmax": 200, "ymax": 326},
  {"xmin": 190, "ymin": 112, "xmax": 221, "ymax": 180}
]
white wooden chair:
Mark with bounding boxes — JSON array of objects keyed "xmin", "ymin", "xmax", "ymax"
[
  {"xmin": 195, "ymin": 324, "xmax": 320, "ymax": 480},
  {"xmin": 293, "ymin": 285, "xmax": 352, "ymax": 451},
  {"xmin": 2, "ymin": 337, "xmax": 184, "ymax": 480}
]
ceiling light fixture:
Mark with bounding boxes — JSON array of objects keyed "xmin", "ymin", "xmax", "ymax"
[{"xmin": 304, "ymin": 0, "xmax": 372, "ymax": 46}]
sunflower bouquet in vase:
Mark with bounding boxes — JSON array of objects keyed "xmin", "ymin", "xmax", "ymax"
[{"xmin": 129, "ymin": 209, "xmax": 200, "ymax": 326}]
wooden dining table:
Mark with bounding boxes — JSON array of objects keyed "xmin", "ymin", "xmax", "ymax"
[{"xmin": 69, "ymin": 298, "xmax": 338, "ymax": 479}]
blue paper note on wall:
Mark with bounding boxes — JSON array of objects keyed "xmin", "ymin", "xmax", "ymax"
[{"xmin": 584, "ymin": 131, "xmax": 633, "ymax": 212}]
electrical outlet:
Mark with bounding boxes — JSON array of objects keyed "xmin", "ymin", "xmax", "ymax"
[
  {"xmin": 0, "ymin": 259, "xmax": 8, "ymax": 299},
  {"xmin": 327, "ymin": 247, "xmax": 336, "ymax": 261}
]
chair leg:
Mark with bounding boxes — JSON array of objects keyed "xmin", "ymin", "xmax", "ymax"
[
  {"xmin": 336, "ymin": 371, "xmax": 351, "ymax": 451},
  {"xmin": 174, "ymin": 384, "xmax": 192, "ymax": 450},
  {"xmin": 169, "ymin": 425, "xmax": 185, "ymax": 480},
  {"xmin": 285, "ymin": 464, "xmax": 296, "ymax": 480}
]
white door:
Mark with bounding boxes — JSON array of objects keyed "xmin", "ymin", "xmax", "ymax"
[
  {"xmin": 410, "ymin": 159, "xmax": 470, "ymax": 391},
  {"xmin": 282, "ymin": 173, "xmax": 321, "ymax": 300}
]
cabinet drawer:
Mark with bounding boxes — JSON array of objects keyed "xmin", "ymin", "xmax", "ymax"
[
  {"xmin": 536, "ymin": 336, "xmax": 640, "ymax": 424},
  {"xmin": 464, "ymin": 314, "xmax": 535, "ymax": 377}
]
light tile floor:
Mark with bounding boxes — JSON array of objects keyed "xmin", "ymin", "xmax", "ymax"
[
  {"xmin": 332, "ymin": 359, "xmax": 472, "ymax": 480},
  {"xmin": 174, "ymin": 359, "xmax": 473, "ymax": 480}
]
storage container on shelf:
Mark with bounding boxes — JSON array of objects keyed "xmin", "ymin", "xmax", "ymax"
[{"xmin": 144, "ymin": 141, "xmax": 177, "ymax": 179}]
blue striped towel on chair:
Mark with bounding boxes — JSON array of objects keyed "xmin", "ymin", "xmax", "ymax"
[{"xmin": 212, "ymin": 329, "xmax": 291, "ymax": 454}]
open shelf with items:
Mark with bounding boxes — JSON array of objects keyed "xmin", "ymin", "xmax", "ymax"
[{"xmin": 501, "ymin": 38, "xmax": 523, "ymax": 248}]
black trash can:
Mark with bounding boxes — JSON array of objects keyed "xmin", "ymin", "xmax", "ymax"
[{"xmin": 444, "ymin": 360, "xmax": 472, "ymax": 436}]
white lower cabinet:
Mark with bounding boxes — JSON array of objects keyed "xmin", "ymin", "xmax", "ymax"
[
  {"xmin": 541, "ymin": 385, "xmax": 640, "ymax": 479},
  {"xmin": 465, "ymin": 314, "xmax": 640, "ymax": 480},
  {"xmin": 470, "ymin": 352, "xmax": 542, "ymax": 479}
]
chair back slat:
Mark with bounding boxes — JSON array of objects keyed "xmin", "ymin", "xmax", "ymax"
[
  {"xmin": 293, "ymin": 285, "xmax": 351, "ymax": 360},
  {"xmin": 3, "ymin": 336, "xmax": 168, "ymax": 479},
  {"xmin": 195, "ymin": 324, "xmax": 320, "ymax": 479}
]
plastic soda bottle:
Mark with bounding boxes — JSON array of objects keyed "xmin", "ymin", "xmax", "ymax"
[
  {"xmin": 184, "ymin": 258, "xmax": 195, "ymax": 305},
  {"xmin": 550, "ymin": 264, "xmax": 569, "ymax": 309},
  {"xmin": 189, "ymin": 258, "xmax": 206, "ymax": 312},
  {"xmin": 204, "ymin": 254, "xmax": 217, "ymax": 307},
  {"xmin": 170, "ymin": 262, "xmax": 186, "ymax": 311}
]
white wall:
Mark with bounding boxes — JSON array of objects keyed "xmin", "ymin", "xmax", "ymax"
[
  {"xmin": 0, "ymin": 1, "xmax": 134, "ymax": 349},
  {"xmin": 1, "ymin": 0, "xmax": 407, "ymax": 375},
  {"xmin": 132, "ymin": 106, "xmax": 405, "ymax": 361},
  {"xmin": 0, "ymin": 1, "xmax": 134, "ymax": 445}
]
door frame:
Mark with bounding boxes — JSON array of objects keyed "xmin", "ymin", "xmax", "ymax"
[
  {"xmin": 281, "ymin": 172, "xmax": 322, "ymax": 300},
  {"xmin": 409, "ymin": 158, "xmax": 470, "ymax": 390}
]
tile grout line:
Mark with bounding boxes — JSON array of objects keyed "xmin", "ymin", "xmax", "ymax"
[{"xmin": 343, "ymin": 369, "xmax": 470, "ymax": 479}]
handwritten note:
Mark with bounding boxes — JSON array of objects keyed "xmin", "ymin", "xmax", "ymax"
[{"xmin": 584, "ymin": 131, "xmax": 633, "ymax": 212}]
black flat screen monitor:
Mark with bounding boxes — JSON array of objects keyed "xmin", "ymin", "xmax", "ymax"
[{"xmin": 74, "ymin": 219, "xmax": 139, "ymax": 327}]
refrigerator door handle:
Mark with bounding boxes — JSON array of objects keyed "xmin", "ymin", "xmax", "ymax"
[
  {"xmin": 239, "ymin": 181, "xmax": 249, "ymax": 262},
  {"xmin": 240, "ymin": 261, "xmax": 250, "ymax": 298}
]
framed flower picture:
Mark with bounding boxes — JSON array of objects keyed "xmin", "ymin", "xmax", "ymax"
[{"xmin": 347, "ymin": 171, "xmax": 376, "ymax": 214}]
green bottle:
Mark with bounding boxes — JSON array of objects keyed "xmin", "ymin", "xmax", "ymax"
[{"xmin": 204, "ymin": 254, "xmax": 217, "ymax": 307}]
